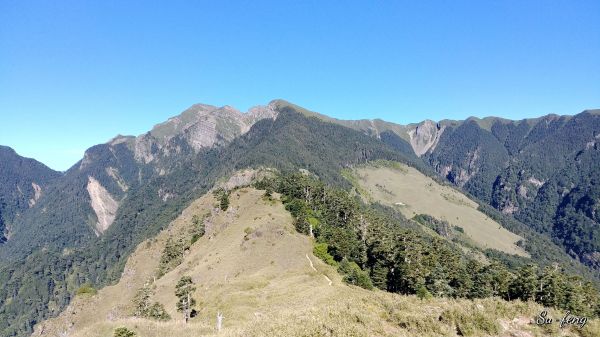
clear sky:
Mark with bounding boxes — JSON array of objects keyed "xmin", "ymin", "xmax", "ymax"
[{"xmin": 1, "ymin": 1, "xmax": 599, "ymax": 171}]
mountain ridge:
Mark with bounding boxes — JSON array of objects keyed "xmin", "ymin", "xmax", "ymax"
[{"xmin": 1, "ymin": 101, "xmax": 600, "ymax": 336}]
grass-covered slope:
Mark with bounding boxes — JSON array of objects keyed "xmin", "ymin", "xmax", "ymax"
[
  {"xmin": 33, "ymin": 188, "xmax": 600, "ymax": 337},
  {"xmin": 0, "ymin": 105, "xmax": 418, "ymax": 337},
  {"xmin": 344, "ymin": 162, "xmax": 527, "ymax": 256}
]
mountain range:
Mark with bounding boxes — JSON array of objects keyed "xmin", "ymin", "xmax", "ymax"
[{"xmin": 1, "ymin": 100, "xmax": 599, "ymax": 337}]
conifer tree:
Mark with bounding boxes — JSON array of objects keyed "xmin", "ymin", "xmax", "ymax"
[
  {"xmin": 175, "ymin": 276, "xmax": 197, "ymax": 323},
  {"xmin": 510, "ymin": 264, "xmax": 538, "ymax": 301},
  {"xmin": 537, "ymin": 265, "xmax": 565, "ymax": 308}
]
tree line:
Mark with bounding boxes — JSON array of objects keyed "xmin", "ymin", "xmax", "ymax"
[{"xmin": 255, "ymin": 172, "xmax": 600, "ymax": 317}]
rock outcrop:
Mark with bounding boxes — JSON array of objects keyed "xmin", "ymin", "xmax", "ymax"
[
  {"xmin": 407, "ymin": 120, "xmax": 445, "ymax": 157},
  {"xmin": 86, "ymin": 176, "xmax": 118, "ymax": 235},
  {"xmin": 131, "ymin": 102, "xmax": 278, "ymax": 164}
]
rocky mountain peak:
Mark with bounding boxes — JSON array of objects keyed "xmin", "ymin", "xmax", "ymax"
[
  {"xmin": 105, "ymin": 102, "xmax": 280, "ymax": 165},
  {"xmin": 407, "ymin": 119, "xmax": 445, "ymax": 157}
]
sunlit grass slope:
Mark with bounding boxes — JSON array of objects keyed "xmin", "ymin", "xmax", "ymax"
[
  {"xmin": 344, "ymin": 162, "xmax": 528, "ymax": 257},
  {"xmin": 34, "ymin": 187, "xmax": 598, "ymax": 337}
]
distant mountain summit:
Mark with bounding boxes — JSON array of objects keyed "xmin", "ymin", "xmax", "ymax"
[
  {"xmin": 1, "ymin": 102, "xmax": 281, "ymax": 256},
  {"xmin": 107, "ymin": 102, "xmax": 278, "ymax": 166}
]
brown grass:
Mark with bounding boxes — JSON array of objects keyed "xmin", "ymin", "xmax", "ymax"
[
  {"xmin": 347, "ymin": 163, "xmax": 528, "ymax": 257},
  {"xmin": 34, "ymin": 187, "xmax": 598, "ymax": 337}
]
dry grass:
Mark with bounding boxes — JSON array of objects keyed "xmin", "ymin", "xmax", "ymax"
[
  {"xmin": 348, "ymin": 163, "xmax": 528, "ymax": 257},
  {"xmin": 34, "ymin": 187, "xmax": 598, "ymax": 337}
]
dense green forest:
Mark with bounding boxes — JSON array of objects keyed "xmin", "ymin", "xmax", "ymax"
[
  {"xmin": 425, "ymin": 111, "xmax": 600, "ymax": 272},
  {"xmin": 0, "ymin": 146, "xmax": 60, "ymax": 244},
  {"xmin": 257, "ymin": 172, "xmax": 600, "ymax": 316}
]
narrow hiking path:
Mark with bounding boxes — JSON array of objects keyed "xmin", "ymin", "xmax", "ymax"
[{"xmin": 306, "ymin": 254, "xmax": 332, "ymax": 286}]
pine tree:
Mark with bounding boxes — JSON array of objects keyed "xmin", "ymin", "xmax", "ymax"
[
  {"xmin": 427, "ymin": 263, "xmax": 453, "ymax": 297},
  {"xmin": 537, "ymin": 265, "xmax": 565, "ymax": 308},
  {"xmin": 133, "ymin": 283, "xmax": 152, "ymax": 317},
  {"xmin": 469, "ymin": 260, "xmax": 493, "ymax": 299},
  {"xmin": 484, "ymin": 261, "xmax": 512, "ymax": 298},
  {"xmin": 451, "ymin": 264, "xmax": 474, "ymax": 298},
  {"xmin": 132, "ymin": 282, "xmax": 170, "ymax": 320},
  {"xmin": 563, "ymin": 275, "xmax": 586, "ymax": 314},
  {"xmin": 175, "ymin": 276, "xmax": 197, "ymax": 323},
  {"xmin": 191, "ymin": 215, "xmax": 205, "ymax": 243},
  {"xmin": 510, "ymin": 264, "xmax": 538, "ymax": 301},
  {"xmin": 219, "ymin": 192, "xmax": 229, "ymax": 211}
]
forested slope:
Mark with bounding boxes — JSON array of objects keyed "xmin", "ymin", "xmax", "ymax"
[
  {"xmin": 2, "ymin": 102, "xmax": 599, "ymax": 336},
  {"xmin": 0, "ymin": 146, "xmax": 61, "ymax": 244},
  {"xmin": 423, "ymin": 111, "xmax": 600, "ymax": 272},
  {"xmin": 0, "ymin": 105, "xmax": 419, "ymax": 337}
]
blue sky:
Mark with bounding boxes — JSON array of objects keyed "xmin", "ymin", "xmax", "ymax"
[{"xmin": 1, "ymin": 1, "xmax": 599, "ymax": 171}]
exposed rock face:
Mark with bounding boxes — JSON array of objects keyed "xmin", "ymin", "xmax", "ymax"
[
  {"xmin": 86, "ymin": 176, "xmax": 118, "ymax": 235},
  {"xmin": 105, "ymin": 167, "xmax": 128, "ymax": 192},
  {"xmin": 28, "ymin": 182, "xmax": 42, "ymax": 207},
  {"xmin": 527, "ymin": 177, "xmax": 544, "ymax": 187},
  {"xmin": 407, "ymin": 120, "xmax": 445, "ymax": 157},
  {"xmin": 218, "ymin": 168, "xmax": 277, "ymax": 191},
  {"xmin": 132, "ymin": 102, "xmax": 279, "ymax": 164}
]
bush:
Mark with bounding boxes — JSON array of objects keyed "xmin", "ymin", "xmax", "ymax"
[
  {"xmin": 416, "ymin": 285, "xmax": 432, "ymax": 300},
  {"xmin": 147, "ymin": 302, "xmax": 171, "ymax": 320},
  {"xmin": 157, "ymin": 237, "xmax": 187, "ymax": 277},
  {"xmin": 114, "ymin": 327, "xmax": 136, "ymax": 337},
  {"xmin": 75, "ymin": 283, "xmax": 97, "ymax": 296},
  {"xmin": 313, "ymin": 242, "xmax": 338, "ymax": 266},
  {"xmin": 133, "ymin": 283, "xmax": 171, "ymax": 321},
  {"xmin": 190, "ymin": 214, "xmax": 206, "ymax": 244},
  {"xmin": 338, "ymin": 258, "xmax": 373, "ymax": 290}
]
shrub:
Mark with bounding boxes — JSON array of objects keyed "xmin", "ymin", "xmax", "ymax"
[
  {"xmin": 114, "ymin": 327, "xmax": 136, "ymax": 337},
  {"xmin": 147, "ymin": 302, "xmax": 171, "ymax": 320},
  {"xmin": 313, "ymin": 242, "xmax": 338, "ymax": 266},
  {"xmin": 416, "ymin": 285, "xmax": 433, "ymax": 300},
  {"xmin": 190, "ymin": 214, "xmax": 206, "ymax": 244},
  {"xmin": 75, "ymin": 283, "xmax": 97, "ymax": 296},
  {"xmin": 338, "ymin": 258, "xmax": 373, "ymax": 290}
]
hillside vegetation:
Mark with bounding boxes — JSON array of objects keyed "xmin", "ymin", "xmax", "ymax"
[
  {"xmin": 3, "ymin": 102, "xmax": 600, "ymax": 336},
  {"xmin": 0, "ymin": 106, "xmax": 416, "ymax": 336},
  {"xmin": 424, "ymin": 112, "xmax": 600, "ymax": 273},
  {"xmin": 344, "ymin": 161, "xmax": 527, "ymax": 256},
  {"xmin": 33, "ymin": 187, "xmax": 599, "ymax": 337},
  {"xmin": 0, "ymin": 146, "xmax": 60, "ymax": 243}
]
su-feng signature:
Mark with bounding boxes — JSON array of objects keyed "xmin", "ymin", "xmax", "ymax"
[{"xmin": 536, "ymin": 310, "xmax": 587, "ymax": 329}]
